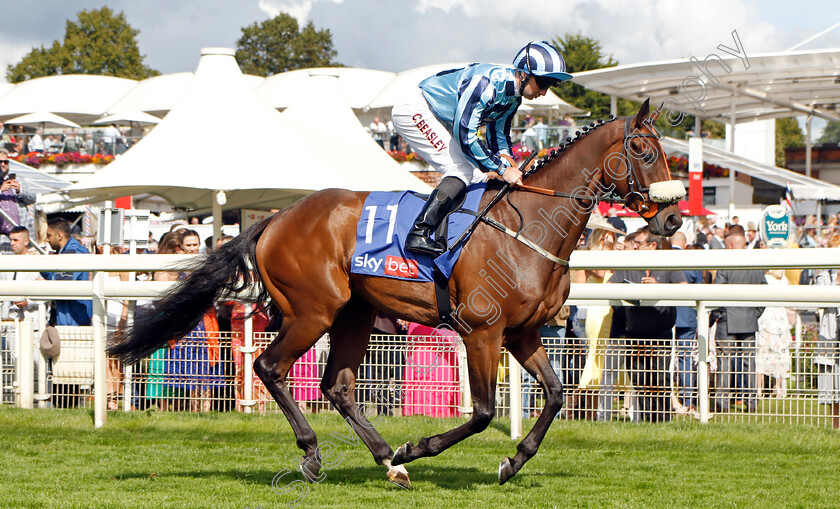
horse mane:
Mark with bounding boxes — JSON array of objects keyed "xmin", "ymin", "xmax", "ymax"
[{"xmin": 522, "ymin": 115, "xmax": 620, "ymax": 182}]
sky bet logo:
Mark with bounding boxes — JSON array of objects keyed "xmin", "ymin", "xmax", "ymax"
[
  {"xmin": 384, "ymin": 255, "xmax": 419, "ymax": 279},
  {"xmin": 352, "ymin": 253, "xmax": 419, "ymax": 279}
]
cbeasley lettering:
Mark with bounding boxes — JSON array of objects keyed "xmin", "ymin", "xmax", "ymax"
[{"xmin": 353, "ymin": 253, "xmax": 383, "ymax": 272}]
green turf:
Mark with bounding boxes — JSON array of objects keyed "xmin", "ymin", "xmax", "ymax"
[{"xmin": 1, "ymin": 407, "xmax": 838, "ymax": 508}]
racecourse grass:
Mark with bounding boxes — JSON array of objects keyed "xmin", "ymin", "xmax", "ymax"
[{"xmin": 2, "ymin": 407, "xmax": 839, "ymax": 508}]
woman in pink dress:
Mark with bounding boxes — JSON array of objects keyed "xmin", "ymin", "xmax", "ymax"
[{"xmin": 402, "ymin": 323, "xmax": 461, "ymax": 417}]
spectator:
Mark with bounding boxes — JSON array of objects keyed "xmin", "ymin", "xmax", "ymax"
[
  {"xmin": 28, "ymin": 128, "xmax": 45, "ymax": 153},
  {"xmin": 92, "ymin": 242, "xmax": 131, "ymax": 410},
  {"xmin": 533, "ymin": 116, "xmax": 549, "ymax": 150},
  {"xmin": 0, "ymin": 226, "xmax": 44, "ymax": 402},
  {"xmin": 799, "ymin": 225, "xmax": 819, "ymax": 249},
  {"xmin": 0, "ymin": 122, "xmax": 8, "ymax": 149},
  {"xmin": 521, "ymin": 117, "xmax": 539, "ymax": 153},
  {"xmin": 562, "ymin": 269, "xmax": 588, "ymax": 419},
  {"xmin": 606, "ymin": 208, "xmax": 627, "ymax": 233},
  {"xmin": 164, "ymin": 229, "xmax": 223, "ymax": 412},
  {"xmin": 402, "ymin": 322, "xmax": 460, "ymax": 418},
  {"xmin": 755, "ymin": 270, "xmax": 794, "ymax": 400},
  {"xmin": 82, "ymin": 134, "xmax": 95, "ymax": 155},
  {"xmin": 579, "ymin": 229, "xmax": 615, "ymax": 420},
  {"xmin": 609, "ymin": 227, "xmax": 687, "ymax": 422},
  {"xmin": 102, "ymin": 123, "xmax": 122, "ymax": 155},
  {"xmin": 44, "ymin": 135, "xmax": 60, "ymax": 154},
  {"xmin": 40, "ymin": 218, "xmax": 92, "ymax": 326},
  {"xmin": 369, "ymin": 117, "xmax": 387, "ymax": 149},
  {"xmin": 146, "ymin": 231, "xmax": 185, "ymax": 411},
  {"xmin": 558, "ymin": 114, "xmax": 574, "ymax": 139},
  {"xmin": 62, "ymin": 129, "xmax": 82, "ymax": 153},
  {"xmin": 712, "ymin": 232, "xmax": 766, "ymax": 413},
  {"xmin": 746, "ymin": 222, "xmax": 759, "ymax": 248},
  {"xmin": 814, "ymin": 233, "xmax": 840, "ymax": 429},
  {"xmin": 671, "ymin": 232, "xmax": 703, "ymax": 416},
  {"xmin": 708, "ymin": 226, "xmax": 725, "ymax": 249},
  {"xmin": 0, "ymin": 149, "xmax": 36, "ymax": 253},
  {"xmin": 387, "ymin": 119, "xmax": 399, "ymax": 152}
]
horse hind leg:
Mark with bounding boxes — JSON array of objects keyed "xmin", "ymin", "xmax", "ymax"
[
  {"xmin": 320, "ymin": 297, "xmax": 410, "ymax": 488},
  {"xmin": 392, "ymin": 329, "xmax": 502, "ymax": 468},
  {"xmin": 498, "ymin": 330, "xmax": 564, "ymax": 485},
  {"xmin": 254, "ymin": 318, "xmax": 331, "ymax": 481}
]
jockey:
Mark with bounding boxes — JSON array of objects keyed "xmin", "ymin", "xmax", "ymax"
[{"xmin": 392, "ymin": 40, "xmax": 573, "ymax": 255}]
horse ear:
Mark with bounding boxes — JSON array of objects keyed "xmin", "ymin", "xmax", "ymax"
[{"xmin": 634, "ymin": 98, "xmax": 651, "ymax": 129}]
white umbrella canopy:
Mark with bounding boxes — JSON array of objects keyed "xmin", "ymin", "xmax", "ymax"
[
  {"xmin": 6, "ymin": 111, "xmax": 80, "ymax": 129},
  {"xmin": 93, "ymin": 110, "xmax": 162, "ymax": 126},
  {"xmin": 65, "ymin": 48, "xmax": 430, "ymax": 213}
]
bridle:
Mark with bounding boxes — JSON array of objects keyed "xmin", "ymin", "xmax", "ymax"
[
  {"xmin": 616, "ymin": 115, "xmax": 665, "ymax": 218},
  {"xmin": 515, "ymin": 115, "xmax": 676, "ymax": 218}
]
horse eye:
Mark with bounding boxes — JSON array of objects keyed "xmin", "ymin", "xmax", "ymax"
[{"xmin": 642, "ymin": 153, "xmax": 656, "ymax": 165}]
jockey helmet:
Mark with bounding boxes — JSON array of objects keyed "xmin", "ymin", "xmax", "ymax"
[{"xmin": 512, "ymin": 41, "xmax": 573, "ymax": 87}]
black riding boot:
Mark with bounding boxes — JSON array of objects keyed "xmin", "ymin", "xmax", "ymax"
[{"xmin": 405, "ymin": 177, "xmax": 465, "ymax": 255}]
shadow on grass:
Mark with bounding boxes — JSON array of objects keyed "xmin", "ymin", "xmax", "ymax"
[{"xmin": 109, "ymin": 463, "xmax": 566, "ymax": 490}]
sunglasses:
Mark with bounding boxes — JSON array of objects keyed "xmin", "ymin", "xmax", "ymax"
[
  {"xmin": 533, "ymin": 75, "xmax": 559, "ymax": 90},
  {"xmin": 0, "ymin": 160, "xmax": 9, "ymax": 165}
]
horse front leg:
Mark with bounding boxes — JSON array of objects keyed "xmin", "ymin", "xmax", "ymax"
[
  {"xmin": 498, "ymin": 329, "xmax": 564, "ymax": 484},
  {"xmin": 392, "ymin": 330, "xmax": 502, "ymax": 466}
]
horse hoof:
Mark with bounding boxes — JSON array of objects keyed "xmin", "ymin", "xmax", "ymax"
[
  {"xmin": 385, "ymin": 462, "xmax": 411, "ymax": 489},
  {"xmin": 298, "ymin": 455, "xmax": 322, "ymax": 482},
  {"xmin": 498, "ymin": 457, "xmax": 516, "ymax": 485},
  {"xmin": 392, "ymin": 442, "xmax": 412, "ymax": 466}
]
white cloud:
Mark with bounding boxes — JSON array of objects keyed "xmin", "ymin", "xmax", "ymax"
[
  {"xmin": 400, "ymin": 0, "xmax": 780, "ymax": 67},
  {"xmin": 258, "ymin": 0, "xmax": 344, "ymax": 25},
  {"xmin": 0, "ymin": 38, "xmax": 38, "ymax": 83}
]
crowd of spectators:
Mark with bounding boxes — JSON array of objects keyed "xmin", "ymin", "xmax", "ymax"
[
  {"xmin": 3, "ymin": 195, "xmax": 840, "ymax": 423},
  {"xmin": 0, "ymin": 121, "xmax": 134, "ymax": 158}
]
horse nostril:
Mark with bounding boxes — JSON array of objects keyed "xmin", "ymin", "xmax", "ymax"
[{"xmin": 666, "ymin": 214, "xmax": 682, "ymax": 233}]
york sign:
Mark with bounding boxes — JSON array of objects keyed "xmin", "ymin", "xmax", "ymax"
[{"xmin": 760, "ymin": 205, "xmax": 792, "ymax": 249}]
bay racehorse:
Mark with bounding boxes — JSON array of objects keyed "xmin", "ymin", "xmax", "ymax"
[{"xmin": 110, "ymin": 99, "xmax": 683, "ymax": 488}]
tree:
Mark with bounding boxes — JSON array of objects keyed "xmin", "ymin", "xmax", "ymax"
[
  {"xmin": 6, "ymin": 7, "xmax": 158, "ymax": 82},
  {"xmin": 548, "ymin": 34, "xmax": 725, "ymax": 140},
  {"xmin": 235, "ymin": 14, "xmax": 340, "ymax": 76},
  {"xmin": 776, "ymin": 117, "xmax": 805, "ymax": 167},
  {"xmin": 550, "ymin": 34, "xmax": 634, "ymax": 120},
  {"xmin": 818, "ymin": 120, "xmax": 840, "ymax": 144}
]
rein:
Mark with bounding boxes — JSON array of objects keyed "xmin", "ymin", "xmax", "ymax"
[{"xmin": 477, "ymin": 116, "xmax": 668, "ymax": 265}]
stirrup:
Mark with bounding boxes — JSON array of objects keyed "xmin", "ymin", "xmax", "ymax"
[{"xmin": 406, "ymin": 233, "xmax": 444, "ymax": 255}]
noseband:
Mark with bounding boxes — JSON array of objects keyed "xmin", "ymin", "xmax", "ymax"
[{"xmin": 516, "ymin": 116, "xmax": 683, "ymax": 216}]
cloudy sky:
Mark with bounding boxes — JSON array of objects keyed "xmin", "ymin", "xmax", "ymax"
[
  {"xmin": 2, "ymin": 0, "xmax": 838, "ymax": 78},
  {"xmin": 1, "ymin": 1, "xmax": 837, "ymax": 135}
]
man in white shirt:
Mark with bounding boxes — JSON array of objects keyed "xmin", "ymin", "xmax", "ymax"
[{"xmin": 369, "ymin": 117, "xmax": 387, "ymax": 149}]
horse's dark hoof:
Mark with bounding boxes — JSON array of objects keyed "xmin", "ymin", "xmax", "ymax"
[
  {"xmin": 498, "ymin": 457, "xmax": 516, "ymax": 485},
  {"xmin": 392, "ymin": 442, "xmax": 413, "ymax": 466},
  {"xmin": 298, "ymin": 455, "xmax": 322, "ymax": 482}
]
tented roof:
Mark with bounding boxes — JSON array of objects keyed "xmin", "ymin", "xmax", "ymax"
[
  {"xmin": 662, "ymin": 136, "xmax": 840, "ymax": 200},
  {"xmin": 0, "ymin": 74, "xmax": 138, "ymax": 125},
  {"xmin": 365, "ymin": 62, "xmax": 583, "ymax": 114},
  {"xmin": 257, "ymin": 67, "xmax": 395, "ymax": 109},
  {"xmin": 104, "ymin": 72, "xmax": 194, "ymax": 117},
  {"xmin": 279, "ymin": 68, "xmax": 424, "ymax": 185},
  {"xmin": 65, "ymin": 48, "xmax": 429, "ymax": 212},
  {"xmin": 104, "ymin": 72, "xmax": 263, "ymax": 118},
  {"xmin": 573, "ymin": 49, "xmax": 840, "ymax": 124}
]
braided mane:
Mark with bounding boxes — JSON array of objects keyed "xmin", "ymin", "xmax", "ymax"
[{"xmin": 522, "ymin": 115, "xmax": 619, "ymax": 181}]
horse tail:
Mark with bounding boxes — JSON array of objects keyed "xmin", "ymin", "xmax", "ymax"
[{"xmin": 109, "ymin": 216, "xmax": 274, "ymax": 365}]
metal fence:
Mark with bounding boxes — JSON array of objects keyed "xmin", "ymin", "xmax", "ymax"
[{"xmin": 2, "ymin": 319, "xmax": 838, "ymax": 429}]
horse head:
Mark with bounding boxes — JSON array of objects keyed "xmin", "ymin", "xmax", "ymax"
[{"xmin": 601, "ymin": 99, "xmax": 684, "ymax": 236}]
